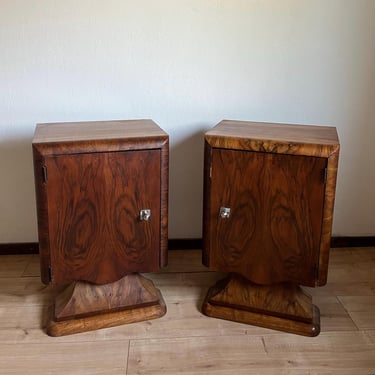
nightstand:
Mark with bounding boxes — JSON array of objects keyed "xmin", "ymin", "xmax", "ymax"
[
  {"xmin": 202, "ymin": 120, "xmax": 339, "ymax": 336},
  {"xmin": 33, "ymin": 119, "xmax": 168, "ymax": 336}
]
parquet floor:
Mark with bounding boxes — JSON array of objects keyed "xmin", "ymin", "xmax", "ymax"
[{"xmin": 0, "ymin": 248, "xmax": 375, "ymax": 374}]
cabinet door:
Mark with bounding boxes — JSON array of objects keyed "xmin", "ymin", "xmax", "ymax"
[
  {"xmin": 45, "ymin": 150, "xmax": 161, "ymax": 285},
  {"xmin": 207, "ymin": 148, "xmax": 326, "ymax": 287}
]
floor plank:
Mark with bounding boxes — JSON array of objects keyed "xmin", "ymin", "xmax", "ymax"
[
  {"xmin": 262, "ymin": 331, "xmax": 375, "ymax": 374},
  {"xmin": 22, "ymin": 254, "xmax": 41, "ymax": 277},
  {"xmin": 0, "ymin": 341, "xmax": 128, "ymax": 375},
  {"xmin": 314, "ymin": 295, "xmax": 358, "ymax": 331},
  {"xmin": 338, "ymin": 296, "xmax": 375, "ymax": 329},
  {"xmin": 0, "ymin": 255, "xmax": 31, "ymax": 278},
  {"xmin": 327, "ymin": 260, "xmax": 375, "ymax": 283},
  {"xmin": 127, "ymin": 332, "xmax": 375, "ymax": 374},
  {"xmin": 127, "ymin": 335, "xmax": 268, "ymax": 375}
]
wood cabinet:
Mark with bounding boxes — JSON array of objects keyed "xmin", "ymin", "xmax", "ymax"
[
  {"xmin": 33, "ymin": 119, "xmax": 168, "ymax": 336},
  {"xmin": 202, "ymin": 120, "xmax": 339, "ymax": 336}
]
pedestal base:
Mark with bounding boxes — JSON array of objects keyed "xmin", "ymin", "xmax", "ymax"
[
  {"xmin": 47, "ymin": 273, "xmax": 166, "ymax": 337},
  {"xmin": 202, "ymin": 274, "xmax": 320, "ymax": 337}
]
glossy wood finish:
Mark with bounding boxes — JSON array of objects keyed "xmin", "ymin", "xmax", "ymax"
[
  {"xmin": 203, "ymin": 120, "xmax": 339, "ymax": 287},
  {"xmin": 202, "ymin": 274, "xmax": 320, "ymax": 337},
  {"xmin": 203, "ymin": 120, "xmax": 339, "ymax": 336},
  {"xmin": 33, "ymin": 119, "xmax": 169, "ymax": 285},
  {"xmin": 32, "ymin": 119, "xmax": 168, "ymax": 335},
  {"xmin": 46, "ymin": 150, "xmax": 160, "ymax": 285},
  {"xmin": 33, "ymin": 119, "xmax": 168, "ymax": 154},
  {"xmin": 205, "ymin": 119, "xmax": 339, "ymax": 157},
  {"xmin": 208, "ymin": 148, "xmax": 326, "ymax": 287},
  {"xmin": 48, "ymin": 274, "xmax": 166, "ymax": 337}
]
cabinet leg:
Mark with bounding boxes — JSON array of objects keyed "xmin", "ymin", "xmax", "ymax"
[
  {"xmin": 202, "ymin": 273, "xmax": 320, "ymax": 336},
  {"xmin": 47, "ymin": 273, "xmax": 166, "ymax": 336}
]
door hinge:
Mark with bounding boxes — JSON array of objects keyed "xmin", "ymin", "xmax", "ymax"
[
  {"xmin": 314, "ymin": 264, "xmax": 319, "ymax": 282},
  {"xmin": 323, "ymin": 167, "xmax": 328, "ymax": 184},
  {"xmin": 42, "ymin": 165, "xmax": 48, "ymax": 183},
  {"xmin": 48, "ymin": 266, "xmax": 53, "ymax": 282},
  {"xmin": 208, "ymin": 146, "xmax": 213, "ymax": 178}
]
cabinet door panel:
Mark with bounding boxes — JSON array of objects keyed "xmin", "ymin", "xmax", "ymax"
[
  {"xmin": 209, "ymin": 149, "xmax": 326, "ymax": 287},
  {"xmin": 46, "ymin": 150, "xmax": 161, "ymax": 285}
]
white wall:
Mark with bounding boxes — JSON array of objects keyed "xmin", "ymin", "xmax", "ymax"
[{"xmin": 1, "ymin": 0, "xmax": 374, "ymax": 242}]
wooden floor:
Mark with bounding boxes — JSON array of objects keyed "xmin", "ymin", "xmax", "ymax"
[{"xmin": 0, "ymin": 248, "xmax": 375, "ymax": 374}]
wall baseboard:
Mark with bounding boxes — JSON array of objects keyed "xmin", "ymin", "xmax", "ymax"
[
  {"xmin": 330, "ymin": 236, "xmax": 375, "ymax": 248},
  {"xmin": 0, "ymin": 242, "xmax": 39, "ymax": 255},
  {"xmin": 167, "ymin": 238, "xmax": 203, "ymax": 250},
  {"xmin": 0, "ymin": 237, "xmax": 374, "ymax": 255}
]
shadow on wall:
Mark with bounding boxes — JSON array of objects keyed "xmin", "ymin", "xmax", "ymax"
[
  {"xmin": 0, "ymin": 136, "xmax": 38, "ymax": 242},
  {"xmin": 168, "ymin": 125, "xmax": 210, "ymax": 239}
]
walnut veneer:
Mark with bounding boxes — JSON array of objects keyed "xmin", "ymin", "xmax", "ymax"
[
  {"xmin": 202, "ymin": 120, "xmax": 339, "ymax": 336},
  {"xmin": 33, "ymin": 119, "xmax": 168, "ymax": 336}
]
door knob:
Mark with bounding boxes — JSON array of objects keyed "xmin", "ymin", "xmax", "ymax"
[
  {"xmin": 140, "ymin": 209, "xmax": 151, "ymax": 221},
  {"xmin": 219, "ymin": 207, "xmax": 231, "ymax": 219}
]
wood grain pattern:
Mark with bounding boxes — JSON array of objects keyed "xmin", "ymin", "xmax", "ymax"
[
  {"xmin": 48, "ymin": 274, "xmax": 166, "ymax": 337},
  {"xmin": 202, "ymin": 274, "xmax": 320, "ymax": 337},
  {"xmin": 318, "ymin": 149, "xmax": 339, "ymax": 285},
  {"xmin": 205, "ymin": 119, "xmax": 339, "ymax": 157},
  {"xmin": 202, "ymin": 120, "xmax": 339, "ymax": 336},
  {"xmin": 46, "ymin": 150, "xmax": 160, "ymax": 285},
  {"xmin": 48, "ymin": 292, "xmax": 166, "ymax": 337},
  {"xmin": 207, "ymin": 148, "xmax": 326, "ymax": 287},
  {"xmin": 33, "ymin": 120, "xmax": 169, "ymax": 284},
  {"xmin": 54, "ymin": 274, "xmax": 163, "ymax": 321},
  {"xmin": 203, "ymin": 120, "xmax": 339, "ymax": 288},
  {"xmin": 32, "ymin": 119, "xmax": 169, "ymax": 285},
  {"xmin": 33, "ymin": 119, "xmax": 168, "ymax": 156},
  {"xmin": 207, "ymin": 275, "xmax": 314, "ymax": 322}
]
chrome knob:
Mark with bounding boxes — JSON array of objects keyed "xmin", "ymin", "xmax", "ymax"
[
  {"xmin": 219, "ymin": 207, "xmax": 231, "ymax": 219},
  {"xmin": 140, "ymin": 209, "xmax": 151, "ymax": 221}
]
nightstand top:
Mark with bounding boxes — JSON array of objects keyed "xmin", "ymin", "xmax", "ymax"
[
  {"xmin": 32, "ymin": 119, "xmax": 168, "ymax": 155},
  {"xmin": 205, "ymin": 120, "xmax": 339, "ymax": 158},
  {"xmin": 33, "ymin": 119, "xmax": 167, "ymax": 144}
]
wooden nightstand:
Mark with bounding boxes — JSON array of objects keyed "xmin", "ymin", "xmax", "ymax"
[
  {"xmin": 202, "ymin": 120, "xmax": 339, "ymax": 336},
  {"xmin": 33, "ymin": 119, "xmax": 168, "ymax": 336}
]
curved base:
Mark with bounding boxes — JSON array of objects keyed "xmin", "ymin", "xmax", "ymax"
[
  {"xmin": 202, "ymin": 274, "xmax": 320, "ymax": 337},
  {"xmin": 47, "ymin": 273, "xmax": 166, "ymax": 337}
]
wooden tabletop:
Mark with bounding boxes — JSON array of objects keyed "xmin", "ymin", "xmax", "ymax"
[
  {"xmin": 205, "ymin": 120, "xmax": 339, "ymax": 157},
  {"xmin": 33, "ymin": 119, "xmax": 167, "ymax": 144}
]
